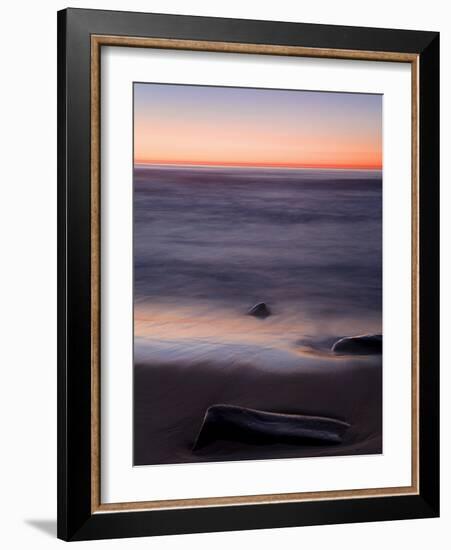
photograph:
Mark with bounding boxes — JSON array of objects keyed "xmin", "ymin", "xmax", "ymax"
[{"xmin": 133, "ymin": 82, "xmax": 383, "ymax": 466}]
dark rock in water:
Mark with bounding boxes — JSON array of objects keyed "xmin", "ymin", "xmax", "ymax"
[
  {"xmin": 247, "ymin": 302, "xmax": 271, "ymax": 319},
  {"xmin": 193, "ymin": 404, "xmax": 350, "ymax": 451},
  {"xmin": 332, "ymin": 334, "xmax": 382, "ymax": 355}
]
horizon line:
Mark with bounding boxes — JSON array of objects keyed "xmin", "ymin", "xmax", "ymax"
[{"xmin": 134, "ymin": 160, "xmax": 382, "ymax": 171}]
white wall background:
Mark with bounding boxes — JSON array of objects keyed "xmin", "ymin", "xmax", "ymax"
[{"xmin": 0, "ymin": 0, "xmax": 448, "ymax": 547}]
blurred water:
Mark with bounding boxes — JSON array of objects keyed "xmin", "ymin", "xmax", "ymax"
[{"xmin": 133, "ymin": 165, "xmax": 382, "ymax": 351}]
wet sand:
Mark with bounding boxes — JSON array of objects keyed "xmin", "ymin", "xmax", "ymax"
[{"xmin": 134, "ymin": 351, "xmax": 382, "ymax": 465}]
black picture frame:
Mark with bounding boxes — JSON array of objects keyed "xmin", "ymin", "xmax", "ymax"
[{"xmin": 57, "ymin": 7, "xmax": 439, "ymax": 541}]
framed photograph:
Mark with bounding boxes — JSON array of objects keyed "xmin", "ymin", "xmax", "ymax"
[{"xmin": 57, "ymin": 8, "xmax": 439, "ymax": 541}]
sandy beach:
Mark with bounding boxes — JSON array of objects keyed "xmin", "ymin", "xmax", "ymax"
[{"xmin": 134, "ymin": 343, "xmax": 382, "ymax": 465}]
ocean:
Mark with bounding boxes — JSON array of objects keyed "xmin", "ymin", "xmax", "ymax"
[{"xmin": 134, "ymin": 164, "xmax": 382, "ymax": 359}]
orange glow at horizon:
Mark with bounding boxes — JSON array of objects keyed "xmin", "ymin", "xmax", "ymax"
[{"xmin": 134, "ymin": 84, "xmax": 382, "ymax": 170}]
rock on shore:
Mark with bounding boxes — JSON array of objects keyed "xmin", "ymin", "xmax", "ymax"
[
  {"xmin": 332, "ymin": 334, "xmax": 382, "ymax": 355},
  {"xmin": 247, "ymin": 302, "xmax": 271, "ymax": 319}
]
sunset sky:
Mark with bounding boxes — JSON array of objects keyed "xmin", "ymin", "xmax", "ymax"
[{"xmin": 134, "ymin": 83, "xmax": 382, "ymax": 170}]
